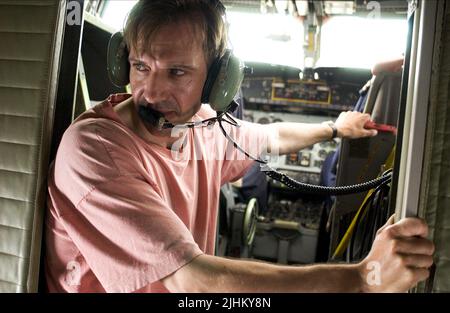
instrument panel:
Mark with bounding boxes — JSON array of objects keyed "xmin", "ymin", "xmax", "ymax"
[
  {"xmin": 251, "ymin": 198, "xmax": 324, "ymax": 264},
  {"xmin": 241, "ymin": 63, "xmax": 371, "ymax": 115},
  {"xmin": 242, "ymin": 77, "xmax": 360, "ymax": 113},
  {"xmin": 243, "ymin": 109, "xmax": 339, "ymax": 186},
  {"xmin": 261, "ymin": 198, "xmax": 323, "ymax": 230},
  {"xmin": 272, "ymin": 80, "xmax": 331, "ymax": 104}
]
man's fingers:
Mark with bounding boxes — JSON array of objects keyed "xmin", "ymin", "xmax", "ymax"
[
  {"xmin": 410, "ymin": 267, "xmax": 431, "ymax": 284},
  {"xmin": 376, "ymin": 214, "xmax": 395, "ymax": 235},
  {"xmin": 385, "ymin": 214, "xmax": 395, "ymax": 225},
  {"xmin": 363, "ymin": 129, "xmax": 378, "ymax": 137},
  {"xmin": 361, "ymin": 113, "xmax": 371, "ymax": 121},
  {"xmin": 385, "ymin": 217, "xmax": 429, "ymax": 238},
  {"xmin": 392, "ymin": 237, "xmax": 435, "ymax": 255},
  {"xmin": 400, "ymin": 254, "xmax": 435, "ymax": 268}
]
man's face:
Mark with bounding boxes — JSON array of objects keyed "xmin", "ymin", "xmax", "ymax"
[{"xmin": 128, "ymin": 19, "xmax": 208, "ymax": 132}]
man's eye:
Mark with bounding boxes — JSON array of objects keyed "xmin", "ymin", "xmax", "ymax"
[
  {"xmin": 170, "ymin": 68, "xmax": 185, "ymax": 76},
  {"xmin": 133, "ymin": 63, "xmax": 147, "ymax": 72}
]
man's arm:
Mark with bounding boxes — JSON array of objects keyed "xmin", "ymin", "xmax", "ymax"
[
  {"xmin": 163, "ymin": 254, "xmax": 363, "ymax": 293},
  {"xmin": 161, "ymin": 217, "xmax": 434, "ymax": 292},
  {"xmin": 267, "ymin": 111, "xmax": 378, "ymax": 155}
]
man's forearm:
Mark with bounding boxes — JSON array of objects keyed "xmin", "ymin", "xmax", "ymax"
[
  {"xmin": 268, "ymin": 122, "xmax": 333, "ymax": 155},
  {"xmin": 163, "ymin": 254, "xmax": 364, "ymax": 293}
]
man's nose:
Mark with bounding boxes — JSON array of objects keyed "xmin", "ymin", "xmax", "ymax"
[{"xmin": 143, "ymin": 72, "xmax": 169, "ymax": 104}]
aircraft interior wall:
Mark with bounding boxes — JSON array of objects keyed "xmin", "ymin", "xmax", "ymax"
[{"xmin": 415, "ymin": 0, "xmax": 450, "ymax": 293}]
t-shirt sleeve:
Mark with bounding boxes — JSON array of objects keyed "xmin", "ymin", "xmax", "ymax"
[
  {"xmin": 219, "ymin": 119, "xmax": 274, "ymax": 184},
  {"xmin": 52, "ymin": 120, "xmax": 203, "ymax": 292}
]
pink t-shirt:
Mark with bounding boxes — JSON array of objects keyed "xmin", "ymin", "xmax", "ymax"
[{"xmin": 45, "ymin": 94, "xmax": 270, "ymax": 292}]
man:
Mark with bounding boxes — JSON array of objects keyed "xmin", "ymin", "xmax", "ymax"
[{"xmin": 45, "ymin": 0, "xmax": 434, "ymax": 292}]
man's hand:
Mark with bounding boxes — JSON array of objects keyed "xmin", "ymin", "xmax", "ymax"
[
  {"xmin": 358, "ymin": 216, "xmax": 435, "ymax": 292},
  {"xmin": 371, "ymin": 57, "xmax": 404, "ymax": 75},
  {"xmin": 334, "ymin": 111, "xmax": 378, "ymax": 139}
]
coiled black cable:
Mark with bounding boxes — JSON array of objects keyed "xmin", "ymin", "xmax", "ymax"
[
  {"xmin": 217, "ymin": 114, "xmax": 393, "ymax": 196},
  {"xmin": 264, "ymin": 169, "xmax": 391, "ymax": 196}
]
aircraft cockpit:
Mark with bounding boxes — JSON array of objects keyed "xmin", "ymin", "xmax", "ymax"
[
  {"xmin": 1, "ymin": 0, "xmax": 448, "ymax": 294},
  {"xmin": 208, "ymin": 0, "xmax": 408, "ymax": 266}
]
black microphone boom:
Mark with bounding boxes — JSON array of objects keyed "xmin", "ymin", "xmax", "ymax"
[
  {"xmin": 138, "ymin": 105, "xmax": 221, "ymax": 130},
  {"xmin": 138, "ymin": 105, "xmax": 175, "ymax": 130}
]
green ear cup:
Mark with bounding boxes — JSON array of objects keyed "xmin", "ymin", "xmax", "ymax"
[
  {"xmin": 107, "ymin": 32, "xmax": 130, "ymax": 87},
  {"xmin": 207, "ymin": 50, "xmax": 246, "ymax": 112}
]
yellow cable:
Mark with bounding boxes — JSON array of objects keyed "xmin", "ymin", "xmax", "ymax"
[
  {"xmin": 331, "ymin": 147, "xmax": 396, "ymax": 260},
  {"xmin": 331, "ymin": 189, "xmax": 374, "ymax": 259}
]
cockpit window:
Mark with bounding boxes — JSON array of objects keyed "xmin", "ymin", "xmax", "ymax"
[
  {"xmin": 100, "ymin": 2, "xmax": 304, "ymax": 69},
  {"xmin": 99, "ymin": 1, "xmax": 407, "ymax": 70},
  {"xmin": 226, "ymin": 11, "xmax": 304, "ymax": 69},
  {"xmin": 100, "ymin": 0, "xmax": 137, "ymax": 31},
  {"xmin": 317, "ymin": 16, "xmax": 408, "ymax": 69}
]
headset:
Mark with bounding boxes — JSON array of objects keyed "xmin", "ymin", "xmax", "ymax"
[
  {"xmin": 107, "ymin": 29, "xmax": 246, "ymax": 116},
  {"xmin": 106, "ymin": 1, "xmax": 251, "ymax": 133},
  {"xmin": 105, "ymin": 0, "xmax": 392, "ymax": 195}
]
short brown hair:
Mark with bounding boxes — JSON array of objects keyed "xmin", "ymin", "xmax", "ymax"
[{"xmin": 123, "ymin": 0, "xmax": 227, "ymax": 66}]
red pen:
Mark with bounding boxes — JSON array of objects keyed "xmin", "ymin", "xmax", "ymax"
[{"xmin": 364, "ymin": 120, "xmax": 397, "ymax": 135}]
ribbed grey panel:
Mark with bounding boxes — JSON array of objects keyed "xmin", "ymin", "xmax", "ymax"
[
  {"xmin": 0, "ymin": 252, "xmax": 28, "ymax": 291},
  {"xmin": 0, "ymin": 142, "xmax": 38, "ymax": 174},
  {"xmin": 0, "ymin": 33, "xmax": 52, "ymax": 62},
  {"xmin": 0, "ymin": 115, "xmax": 41, "ymax": 145},
  {"xmin": 0, "ymin": 171, "xmax": 35, "ymax": 202},
  {"xmin": 0, "ymin": 2, "xmax": 57, "ymax": 34},
  {"xmin": 417, "ymin": 1, "xmax": 450, "ymax": 293},
  {"xmin": 0, "ymin": 0, "xmax": 64, "ymax": 292},
  {"xmin": 0, "ymin": 60, "xmax": 48, "ymax": 90},
  {"xmin": 0, "ymin": 280, "xmax": 24, "ymax": 293},
  {"xmin": 0, "ymin": 226, "xmax": 29, "ymax": 257},
  {"xmin": 0, "ymin": 198, "xmax": 32, "ymax": 230},
  {"xmin": 0, "ymin": 88, "xmax": 43, "ymax": 117}
]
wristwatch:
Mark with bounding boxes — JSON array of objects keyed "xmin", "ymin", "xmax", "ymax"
[{"xmin": 325, "ymin": 121, "xmax": 338, "ymax": 140}]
